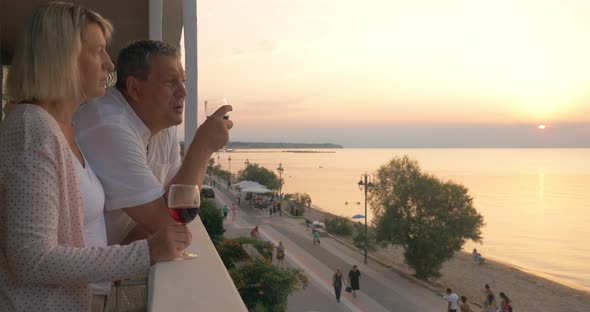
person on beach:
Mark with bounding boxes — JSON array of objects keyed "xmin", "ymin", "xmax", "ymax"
[
  {"xmin": 74, "ymin": 40, "xmax": 232, "ymax": 246},
  {"xmin": 483, "ymin": 294, "xmax": 498, "ymax": 312},
  {"xmin": 348, "ymin": 265, "xmax": 361, "ymax": 298},
  {"xmin": 481, "ymin": 284, "xmax": 494, "ymax": 306},
  {"xmin": 460, "ymin": 296, "xmax": 472, "ymax": 312},
  {"xmin": 0, "ymin": 3, "xmax": 191, "ymax": 311},
  {"xmin": 231, "ymin": 202, "xmax": 238, "ymax": 222},
  {"xmin": 332, "ymin": 269, "xmax": 344, "ymax": 302},
  {"xmin": 444, "ymin": 288, "xmax": 459, "ymax": 312},
  {"xmin": 222, "ymin": 204, "xmax": 229, "ymax": 219},
  {"xmin": 472, "ymin": 248, "xmax": 485, "ymax": 264},
  {"xmin": 499, "ymin": 292, "xmax": 512, "ymax": 312},
  {"xmin": 276, "ymin": 241, "xmax": 285, "ymax": 267}
]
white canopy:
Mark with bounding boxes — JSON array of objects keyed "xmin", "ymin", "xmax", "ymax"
[
  {"xmin": 240, "ymin": 186, "xmax": 273, "ymax": 194},
  {"xmin": 234, "ymin": 180, "xmax": 267, "ymax": 190}
]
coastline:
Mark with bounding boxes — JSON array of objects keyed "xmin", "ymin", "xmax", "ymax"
[{"xmin": 300, "ymin": 205, "xmax": 590, "ymax": 312}]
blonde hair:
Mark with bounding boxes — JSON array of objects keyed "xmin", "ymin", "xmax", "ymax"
[{"xmin": 6, "ymin": 2, "xmax": 113, "ymax": 101}]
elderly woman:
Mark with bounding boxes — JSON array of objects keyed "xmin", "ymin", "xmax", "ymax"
[{"xmin": 0, "ymin": 3, "xmax": 191, "ymax": 311}]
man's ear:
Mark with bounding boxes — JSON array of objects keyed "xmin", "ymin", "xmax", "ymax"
[{"xmin": 125, "ymin": 76, "xmax": 142, "ymax": 102}]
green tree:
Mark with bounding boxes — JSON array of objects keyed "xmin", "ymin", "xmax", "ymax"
[
  {"xmin": 352, "ymin": 225, "xmax": 377, "ymax": 252},
  {"xmin": 371, "ymin": 156, "xmax": 484, "ymax": 279},
  {"xmin": 283, "ymin": 193, "xmax": 312, "ymax": 216},
  {"xmin": 237, "ymin": 163, "xmax": 280, "ymax": 190},
  {"xmin": 199, "ymin": 199, "xmax": 225, "ymax": 242}
]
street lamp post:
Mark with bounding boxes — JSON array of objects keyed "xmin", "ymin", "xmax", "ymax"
[
  {"xmin": 358, "ymin": 172, "xmax": 373, "ymax": 265},
  {"xmin": 227, "ymin": 156, "xmax": 232, "ymax": 186},
  {"xmin": 277, "ymin": 163, "xmax": 284, "ymax": 201}
]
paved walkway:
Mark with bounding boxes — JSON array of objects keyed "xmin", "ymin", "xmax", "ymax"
[{"xmin": 209, "ymin": 179, "xmax": 447, "ymax": 312}]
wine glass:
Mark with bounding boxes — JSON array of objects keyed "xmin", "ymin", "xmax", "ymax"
[
  {"xmin": 205, "ymin": 97, "xmax": 231, "ymax": 153},
  {"xmin": 167, "ymin": 184, "xmax": 200, "ymax": 260},
  {"xmin": 204, "ymin": 97, "xmax": 230, "ymax": 120}
]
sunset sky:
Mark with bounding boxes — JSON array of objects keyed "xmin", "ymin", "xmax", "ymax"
[{"xmin": 185, "ymin": 0, "xmax": 590, "ymax": 147}]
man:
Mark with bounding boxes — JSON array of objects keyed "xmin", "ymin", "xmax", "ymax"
[
  {"xmin": 444, "ymin": 288, "xmax": 459, "ymax": 312},
  {"xmin": 74, "ymin": 40, "xmax": 232, "ymax": 244},
  {"xmin": 348, "ymin": 265, "xmax": 361, "ymax": 298}
]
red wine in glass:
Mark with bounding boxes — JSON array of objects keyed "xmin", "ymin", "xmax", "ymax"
[{"xmin": 168, "ymin": 205, "xmax": 199, "ymax": 224}]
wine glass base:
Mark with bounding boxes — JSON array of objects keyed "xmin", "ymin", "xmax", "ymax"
[{"xmin": 176, "ymin": 251, "xmax": 198, "ymax": 260}]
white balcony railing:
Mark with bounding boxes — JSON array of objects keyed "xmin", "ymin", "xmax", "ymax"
[{"xmin": 148, "ymin": 218, "xmax": 247, "ymax": 311}]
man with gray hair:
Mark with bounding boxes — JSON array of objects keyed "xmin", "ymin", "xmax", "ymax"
[{"xmin": 74, "ymin": 40, "xmax": 232, "ymax": 244}]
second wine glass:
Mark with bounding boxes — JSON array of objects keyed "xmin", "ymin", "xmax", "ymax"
[{"xmin": 167, "ymin": 184, "xmax": 200, "ymax": 260}]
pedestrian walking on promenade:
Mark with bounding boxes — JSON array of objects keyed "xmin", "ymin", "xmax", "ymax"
[
  {"xmin": 276, "ymin": 241, "xmax": 285, "ymax": 267},
  {"xmin": 251, "ymin": 225, "xmax": 260, "ymax": 240},
  {"xmin": 332, "ymin": 269, "xmax": 344, "ymax": 302},
  {"xmin": 443, "ymin": 288, "xmax": 459, "ymax": 312},
  {"xmin": 348, "ymin": 265, "xmax": 361, "ymax": 298},
  {"xmin": 222, "ymin": 204, "xmax": 229, "ymax": 219},
  {"xmin": 230, "ymin": 203, "xmax": 238, "ymax": 222},
  {"xmin": 266, "ymin": 245, "xmax": 273, "ymax": 264}
]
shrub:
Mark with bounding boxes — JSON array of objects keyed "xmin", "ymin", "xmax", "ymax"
[
  {"xmin": 229, "ymin": 258, "xmax": 307, "ymax": 311},
  {"xmin": 199, "ymin": 199, "xmax": 224, "ymax": 243},
  {"xmin": 325, "ymin": 216, "xmax": 353, "ymax": 236}
]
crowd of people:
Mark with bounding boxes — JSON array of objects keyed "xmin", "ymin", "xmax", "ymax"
[{"xmin": 444, "ymin": 284, "xmax": 513, "ymax": 312}]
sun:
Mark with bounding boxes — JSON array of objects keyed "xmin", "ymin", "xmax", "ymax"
[{"xmin": 538, "ymin": 125, "xmax": 546, "ymax": 130}]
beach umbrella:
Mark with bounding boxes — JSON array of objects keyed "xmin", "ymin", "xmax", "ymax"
[{"xmin": 351, "ymin": 214, "xmax": 365, "ymax": 219}]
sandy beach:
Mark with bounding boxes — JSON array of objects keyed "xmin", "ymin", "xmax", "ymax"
[{"xmin": 301, "ymin": 205, "xmax": 590, "ymax": 312}]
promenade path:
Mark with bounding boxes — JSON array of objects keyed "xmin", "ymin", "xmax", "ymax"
[{"xmin": 209, "ymin": 180, "xmax": 447, "ymax": 312}]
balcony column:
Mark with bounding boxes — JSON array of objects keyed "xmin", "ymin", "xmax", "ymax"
[
  {"xmin": 1, "ymin": 65, "xmax": 4, "ymax": 120},
  {"xmin": 182, "ymin": 0, "xmax": 198, "ymax": 144},
  {"xmin": 149, "ymin": 0, "xmax": 163, "ymax": 40}
]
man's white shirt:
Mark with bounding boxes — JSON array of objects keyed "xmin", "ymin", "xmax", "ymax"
[{"xmin": 74, "ymin": 87, "xmax": 181, "ymax": 245}]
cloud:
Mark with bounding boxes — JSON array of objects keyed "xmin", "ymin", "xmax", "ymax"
[
  {"xmin": 230, "ymin": 40, "xmax": 277, "ymax": 57},
  {"xmin": 238, "ymin": 97, "xmax": 308, "ymax": 116}
]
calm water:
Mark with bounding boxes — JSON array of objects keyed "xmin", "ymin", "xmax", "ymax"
[{"xmin": 223, "ymin": 148, "xmax": 590, "ymax": 291}]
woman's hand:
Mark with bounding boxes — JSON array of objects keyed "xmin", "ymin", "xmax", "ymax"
[{"xmin": 147, "ymin": 224, "xmax": 193, "ymax": 264}]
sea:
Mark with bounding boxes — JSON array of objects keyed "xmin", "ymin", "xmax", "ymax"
[{"xmin": 222, "ymin": 148, "xmax": 590, "ymax": 291}]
